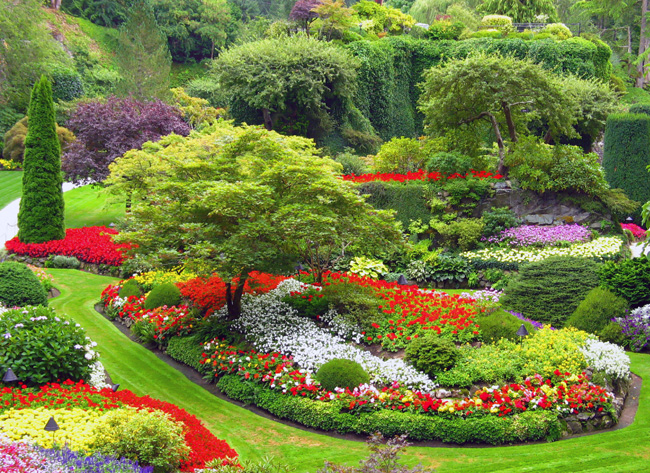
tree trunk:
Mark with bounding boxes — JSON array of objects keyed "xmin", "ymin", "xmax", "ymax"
[
  {"xmin": 487, "ymin": 113, "xmax": 508, "ymax": 177},
  {"xmin": 502, "ymin": 102, "xmax": 518, "ymax": 143},
  {"xmin": 210, "ymin": 41, "xmax": 215, "ymax": 60},
  {"xmin": 225, "ymin": 276, "xmax": 248, "ymax": 320},
  {"xmin": 637, "ymin": 0, "xmax": 649, "ymax": 88},
  {"xmin": 125, "ymin": 190, "xmax": 132, "ymax": 213},
  {"xmin": 262, "ymin": 108, "xmax": 273, "ymax": 131},
  {"xmin": 51, "ymin": 0, "xmax": 62, "ymax": 9}
]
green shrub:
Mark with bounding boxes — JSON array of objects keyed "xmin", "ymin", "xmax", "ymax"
[
  {"xmin": 404, "ymin": 333, "xmax": 461, "ymax": 377},
  {"xmin": 599, "ymin": 258, "xmax": 650, "ymax": 308},
  {"xmin": 2, "ymin": 117, "xmax": 75, "ymax": 163},
  {"xmin": 482, "ymin": 207, "xmax": 520, "ymax": 237},
  {"xmin": 333, "ymin": 150, "xmax": 369, "ymax": 175},
  {"xmin": 0, "ymin": 261, "xmax": 48, "ymax": 308},
  {"xmin": 424, "ymin": 151, "xmax": 472, "ymax": 176},
  {"xmin": 599, "ymin": 322, "xmax": 626, "ymax": 346},
  {"xmin": 566, "ymin": 287, "xmax": 628, "ymax": 334},
  {"xmin": 543, "ymin": 23, "xmax": 572, "ymax": 40},
  {"xmin": 480, "ymin": 15, "xmax": 513, "ymax": 28},
  {"xmin": 629, "ymin": 104, "xmax": 650, "ymax": 115},
  {"xmin": 603, "ymin": 113, "xmax": 650, "ymax": 219},
  {"xmin": 478, "ymin": 310, "xmax": 536, "ymax": 343},
  {"xmin": 427, "ymin": 21, "xmax": 465, "ymax": 41},
  {"xmin": 49, "ymin": 64, "xmax": 84, "ymax": 102},
  {"xmin": 91, "ymin": 408, "xmax": 190, "ymax": 473},
  {"xmin": 282, "ymin": 287, "xmax": 330, "ymax": 319},
  {"xmin": 430, "ymin": 218, "xmax": 484, "ymax": 250},
  {"xmin": 166, "ymin": 335, "xmax": 206, "ymax": 372},
  {"xmin": 441, "ymin": 175, "xmax": 493, "ymax": 214},
  {"xmin": 374, "ymin": 137, "xmax": 425, "ymax": 173},
  {"xmin": 0, "ymin": 306, "xmax": 95, "ymax": 384},
  {"xmin": 501, "ymin": 256, "xmax": 601, "ymax": 327},
  {"xmin": 320, "ymin": 283, "xmax": 383, "ymax": 332},
  {"xmin": 119, "ymin": 279, "xmax": 142, "ymax": 299},
  {"xmin": 192, "ymin": 316, "xmax": 240, "ymax": 345},
  {"xmin": 44, "ymin": 254, "xmax": 81, "ymax": 269},
  {"xmin": 317, "ymin": 359, "xmax": 370, "ymax": 392},
  {"xmin": 144, "ymin": 282, "xmax": 182, "ymax": 310}
]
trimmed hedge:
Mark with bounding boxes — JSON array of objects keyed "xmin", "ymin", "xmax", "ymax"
[
  {"xmin": 166, "ymin": 335, "xmax": 206, "ymax": 373},
  {"xmin": 0, "ymin": 261, "xmax": 48, "ymax": 308},
  {"xmin": 216, "ymin": 374, "xmax": 563, "ymax": 444},
  {"xmin": 144, "ymin": 282, "xmax": 182, "ymax": 310},
  {"xmin": 603, "ymin": 113, "xmax": 650, "ymax": 219}
]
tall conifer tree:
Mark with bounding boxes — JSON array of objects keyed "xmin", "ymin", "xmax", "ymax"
[
  {"xmin": 17, "ymin": 76, "xmax": 65, "ymax": 243},
  {"xmin": 116, "ymin": 0, "xmax": 171, "ymax": 100}
]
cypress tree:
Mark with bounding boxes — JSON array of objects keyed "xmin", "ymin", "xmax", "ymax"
[{"xmin": 17, "ymin": 75, "xmax": 65, "ymax": 243}]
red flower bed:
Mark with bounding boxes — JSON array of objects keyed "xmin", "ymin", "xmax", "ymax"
[
  {"xmin": 342, "ymin": 169, "xmax": 504, "ymax": 183},
  {"xmin": 178, "ymin": 271, "xmax": 289, "ymax": 316},
  {"xmin": 621, "ymin": 223, "xmax": 648, "ymax": 240},
  {"xmin": 4, "ymin": 226, "xmax": 132, "ymax": 266},
  {"xmin": 0, "ymin": 380, "xmax": 238, "ymax": 471}
]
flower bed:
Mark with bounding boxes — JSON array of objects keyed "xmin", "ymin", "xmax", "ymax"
[
  {"xmin": 5, "ymin": 226, "xmax": 132, "ymax": 266},
  {"xmin": 461, "ymin": 236, "xmax": 624, "ymax": 266},
  {"xmin": 0, "ymin": 380, "xmax": 237, "ymax": 471},
  {"xmin": 342, "ymin": 169, "xmax": 503, "ymax": 183},
  {"xmin": 621, "ymin": 223, "xmax": 648, "ymax": 240},
  {"xmin": 482, "ymin": 224, "xmax": 592, "ymax": 247}
]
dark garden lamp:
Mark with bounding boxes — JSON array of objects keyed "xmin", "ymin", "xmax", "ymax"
[
  {"xmin": 2, "ymin": 368, "xmax": 18, "ymax": 384},
  {"xmin": 295, "ymin": 263, "xmax": 304, "ymax": 282},
  {"xmin": 397, "ymin": 274, "xmax": 408, "ymax": 286},
  {"xmin": 516, "ymin": 324, "xmax": 529, "ymax": 340},
  {"xmin": 44, "ymin": 416, "xmax": 60, "ymax": 446},
  {"xmin": 111, "ymin": 383, "xmax": 120, "ymax": 392}
]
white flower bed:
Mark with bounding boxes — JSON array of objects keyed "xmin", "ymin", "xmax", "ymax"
[
  {"xmin": 581, "ymin": 338, "xmax": 630, "ymax": 381},
  {"xmin": 220, "ymin": 279, "xmax": 438, "ymax": 392},
  {"xmin": 461, "ymin": 236, "xmax": 624, "ymax": 264}
]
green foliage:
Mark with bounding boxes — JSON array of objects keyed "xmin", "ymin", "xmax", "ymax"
[
  {"xmin": 2, "ymin": 117, "xmax": 75, "ymax": 164},
  {"xmin": 429, "ymin": 218, "xmax": 484, "ymax": 250},
  {"xmin": 424, "ymin": 151, "xmax": 472, "ymax": 176},
  {"xmin": 204, "ymin": 456, "xmax": 293, "ymax": 473},
  {"xmin": 427, "ymin": 20, "xmax": 465, "ymax": 40},
  {"xmin": 321, "ymin": 283, "xmax": 384, "ymax": 332},
  {"xmin": 603, "ymin": 113, "xmax": 650, "ymax": 219},
  {"xmin": 316, "ymin": 359, "xmax": 370, "ymax": 392},
  {"xmin": 17, "ymin": 76, "xmax": 65, "ymax": 244},
  {"xmin": 404, "ymin": 333, "xmax": 461, "ymax": 377},
  {"xmin": 478, "ymin": 310, "xmax": 536, "ymax": 343},
  {"xmin": 406, "ymin": 254, "xmax": 471, "ymax": 285},
  {"xmin": 357, "ymin": 180, "xmax": 432, "ymax": 230},
  {"xmin": 501, "ymin": 256, "xmax": 601, "ymax": 327},
  {"xmin": 192, "ymin": 316, "xmax": 240, "ymax": 345},
  {"xmin": 333, "ymin": 150, "xmax": 370, "ymax": 175},
  {"xmin": 598, "ymin": 322, "xmax": 626, "ymax": 346},
  {"xmin": 478, "ymin": 0, "xmax": 558, "ymax": 23},
  {"xmin": 116, "ymin": 0, "xmax": 171, "ymax": 100},
  {"xmin": 629, "ymin": 104, "xmax": 650, "ymax": 116},
  {"xmin": 543, "ymin": 23, "xmax": 572, "ymax": 40},
  {"xmin": 166, "ymin": 335, "xmax": 206, "ymax": 372},
  {"xmin": 144, "ymin": 283, "xmax": 182, "ymax": 310},
  {"xmin": 441, "ymin": 175, "xmax": 493, "ymax": 213},
  {"xmin": 0, "ymin": 262, "xmax": 48, "ymax": 308},
  {"xmin": 91, "ymin": 408, "xmax": 190, "ymax": 473},
  {"xmin": 480, "ymin": 15, "xmax": 513, "ymax": 27},
  {"xmin": 349, "ymin": 256, "xmax": 388, "ymax": 279},
  {"xmin": 566, "ymin": 287, "xmax": 628, "ymax": 335},
  {"xmin": 374, "ymin": 137, "xmax": 425, "ymax": 173},
  {"xmin": 599, "ymin": 258, "xmax": 650, "ymax": 308},
  {"xmin": 44, "ymin": 255, "xmax": 81, "ymax": 270},
  {"xmin": 49, "ymin": 64, "xmax": 84, "ymax": 103},
  {"xmin": 0, "ymin": 306, "xmax": 94, "ymax": 385},
  {"xmin": 119, "ymin": 279, "xmax": 142, "ymax": 299},
  {"xmin": 505, "ymin": 137, "xmax": 609, "ymax": 196},
  {"xmin": 482, "ymin": 207, "xmax": 520, "ymax": 237},
  {"xmin": 282, "ymin": 287, "xmax": 331, "ymax": 319}
]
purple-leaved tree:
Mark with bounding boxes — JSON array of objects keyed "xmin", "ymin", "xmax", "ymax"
[
  {"xmin": 289, "ymin": 0, "xmax": 322, "ymax": 34},
  {"xmin": 62, "ymin": 96, "xmax": 190, "ymax": 185}
]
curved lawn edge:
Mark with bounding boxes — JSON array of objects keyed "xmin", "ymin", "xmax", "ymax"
[{"xmin": 47, "ymin": 268, "xmax": 650, "ymax": 472}]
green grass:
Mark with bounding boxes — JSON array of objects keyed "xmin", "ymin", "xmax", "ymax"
[
  {"xmin": 64, "ymin": 186, "xmax": 125, "ymax": 229},
  {"xmin": 0, "ymin": 171, "xmax": 23, "ymax": 209},
  {"xmin": 622, "ymin": 86, "xmax": 650, "ymax": 106},
  {"xmin": 48, "ymin": 268, "xmax": 650, "ymax": 473}
]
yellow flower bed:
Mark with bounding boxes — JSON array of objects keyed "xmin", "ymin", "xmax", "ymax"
[
  {"xmin": 515, "ymin": 327, "xmax": 589, "ymax": 378},
  {"xmin": 132, "ymin": 266, "xmax": 197, "ymax": 291},
  {"xmin": 0, "ymin": 406, "xmax": 109, "ymax": 450},
  {"xmin": 461, "ymin": 236, "xmax": 624, "ymax": 264}
]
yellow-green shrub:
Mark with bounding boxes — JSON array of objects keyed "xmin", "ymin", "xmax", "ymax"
[
  {"xmin": 514, "ymin": 327, "xmax": 589, "ymax": 378},
  {"xmin": 133, "ymin": 267, "xmax": 198, "ymax": 292}
]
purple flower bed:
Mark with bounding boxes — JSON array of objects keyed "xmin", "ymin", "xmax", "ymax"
[
  {"xmin": 482, "ymin": 224, "xmax": 592, "ymax": 247},
  {"xmin": 615, "ymin": 304, "xmax": 650, "ymax": 352},
  {"xmin": 39, "ymin": 445, "xmax": 153, "ymax": 473},
  {"xmin": 507, "ymin": 310, "xmax": 554, "ymax": 331}
]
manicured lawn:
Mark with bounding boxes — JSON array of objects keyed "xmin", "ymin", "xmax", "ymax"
[
  {"xmin": 48, "ymin": 269, "xmax": 650, "ymax": 472},
  {"xmin": 0, "ymin": 171, "xmax": 23, "ymax": 210},
  {"xmin": 64, "ymin": 186, "xmax": 126, "ymax": 229}
]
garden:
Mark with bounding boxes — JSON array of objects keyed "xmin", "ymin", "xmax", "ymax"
[{"xmin": 3, "ymin": 0, "xmax": 650, "ymax": 471}]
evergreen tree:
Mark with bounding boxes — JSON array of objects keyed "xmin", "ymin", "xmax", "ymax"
[
  {"xmin": 116, "ymin": 0, "xmax": 171, "ymax": 100},
  {"xmin": 17, "ymin": 76, "xmax": 65, "ymax": 244}
]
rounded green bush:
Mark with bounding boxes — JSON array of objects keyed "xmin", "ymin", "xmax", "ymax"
[
  {"xmin": 599, "ymin": 321, "xmax": 626, "ymax": 346},
  {"xmin": 45, "ymin": 254, "xmax": 81, "ymax": 269},
  {"xmin": 567, "ymin": 287, "xmax": 628, "ymax": 334},
  {"xmin": 119, "ymin": 279, "xmax": 142, "ymax": 299},
  {"xmin": 320, "ymin": 282, "xmax": 383, "ymax": 332},
  {"xmin": 144, "ymin": 282, "xmax": 182, "ymax": 310},
  {"xmin": 501, "ymin": 256, "xmax": 601, "ymax": 327},
  {"xmin": 316, "ymin": 359, "xmax": 370, "ymax": 392},
  {"xmin": 478, "ymin": 310, "xmax": 536, "ymax": 343},
  {"xmin": 0, "ymin": 305, "xmax": 95, "ymax": 384},
  {"xmin": 599, "ymin": 258, "xmax": 650, "ymax": 308},
  {"xmin": 405, "ymin": 333, "xmax": 461, "ymax": 378},
  {"xmin": 0, "ymin": 261, "xmax": 48, "ymax": 308}
]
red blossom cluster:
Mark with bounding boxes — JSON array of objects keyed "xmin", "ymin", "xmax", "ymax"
[
  {"xmin": 0, "ymin": 380, "xmax": 238, "ymax": 471},
  {"xmin": 342, "ymin": 169, "xmax": 504, "ymax": 183},
  {"xmin": 177, "ymin": 271, "xmax": 289, "ymax": 316},
  {"xmin": 4, "ymin": 226, "xmax": 132, "ymax": 266},
  {"xmin": 621, "ymin": 223, "xmax": 648, "ymax": 240}
]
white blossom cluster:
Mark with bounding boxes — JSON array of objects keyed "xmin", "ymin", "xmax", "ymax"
[
  {"xmin": 581, "ymin": 338, "xmax": 630, "ymax": 380},
  {"xmin": 88, "ymin": 360, "xmax": 111, "ymax": 389},
  {"xmin": 319, "ymin": 308, "xmax": 364, "ymax": 344},
  {"xmin": 631, "ymin": 304, "xmax": 650, "ymax": 320},
  {"xmin": 223, "ymin": 279, "xmax": 438, "ymax": 392}
]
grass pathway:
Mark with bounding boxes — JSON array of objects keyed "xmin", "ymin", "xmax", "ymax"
[
  {"xmin": 48, "ymin": 269, "xmax": 650, "ymax": 473},
  {"xmin": 0, "ymin": 171, "xmax": 23, "ymax": 210}
]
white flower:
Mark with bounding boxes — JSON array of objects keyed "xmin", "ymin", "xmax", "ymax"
[{"xmin": 581, "ymin": 338, "xmax": 630, "ymax": 380}]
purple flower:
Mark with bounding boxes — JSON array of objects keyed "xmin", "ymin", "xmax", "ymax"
[
  {"xmin": 482, "ymin": 224, "xmax": 591, "ymax": 247},
  {"xmin": 507, "ymin": 311, "xmax": 554, "ymax": 330}
]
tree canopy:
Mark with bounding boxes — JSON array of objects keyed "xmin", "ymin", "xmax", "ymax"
[
  {"xmin": 106, "ymin": 121, "xmax": 401, "ymax": 318},
  {"xmin": 478, "ymin": 0, "xmax": 559, "ymax": 22},
  {"xmin": 418, "ymin": 52, "xmax": 577, "ymax": 175}
]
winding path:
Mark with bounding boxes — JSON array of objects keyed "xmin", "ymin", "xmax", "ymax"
[{"xmin": 46, "ymin": 269, "xmax": 650, "ymax": 473}]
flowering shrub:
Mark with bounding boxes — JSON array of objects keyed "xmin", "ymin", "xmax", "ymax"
[
  {"xmin": 5, "ymin": 226, "xmax": 132, "ymax": 266},
  {"xmin": 481, "ymin": 224, "xmax": 592, "ymax": 247},
  {"xmin": 28, "ymin": 264, "xmax": 54, "ymax": 292},
  {"xmin": 580, "ymin": 339, "xmax": 630, "ymax": 380},
  {"xmin": 615, "ymin": 304, "xmax": 650, "ymax": 352},
  {"xmin": 621, "ymin": 223, "xmax": 647, "ymax": 240},
  {"xmin": 462, "ymin": 236, "xmax": 624, "ymax": 265},
  {"xmin": 342, "ymin": 169, "xmax": 503, "ymax": 183}
]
